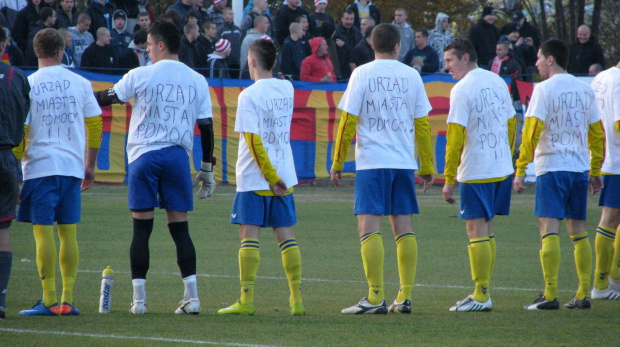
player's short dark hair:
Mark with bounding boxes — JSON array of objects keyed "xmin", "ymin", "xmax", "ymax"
[
  {"xmin": 148, "ymin": 21, "xmax": 181, "ymax": 54},
  {"xmin": 444, "ymin": 37, "xmax": 478, "ymax": 63},
  {"xmin": 40, "ymin": 7, "xmax": 54, "ymax": 22},
  {"xmin": 540, "ymin": 38, "xmax": 568, "ymax": 70},
  {"xmin": 371, "ymin": 23, "xmax": 400, "ymax": 54},
  {"xmin": 415, "ymin": 28, "xmax": 429, "ymax": 38},
  {"xmin": 133, "ymin": 29, "xmax": 147, "ymax": 45},
  {"xmin": 249, "ymin": 39, "xmax": 277, "ymax": 71},
  {"xmin": 34, "ymin": 28, "xmax": 64, "ymax": 58}
]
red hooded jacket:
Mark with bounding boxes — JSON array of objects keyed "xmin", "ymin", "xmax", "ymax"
[{"xmin": 300, "ymin": 37, "xmax": 336, "ymax": 82}]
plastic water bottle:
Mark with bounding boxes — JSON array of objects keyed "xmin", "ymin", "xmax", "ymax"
[{"xmin": 99, "ymin": 266, "xmax": 114, "ymax": 313}]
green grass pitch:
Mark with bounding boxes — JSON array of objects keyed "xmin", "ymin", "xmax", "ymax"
[{"xmin": 2, "ymin": 182, "xmax": 618, "ymax": 346}]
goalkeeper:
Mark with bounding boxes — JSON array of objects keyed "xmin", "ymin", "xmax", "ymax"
[{"xmin": 94, "ymin": 21, "xmax": 215, "ymax": 315}]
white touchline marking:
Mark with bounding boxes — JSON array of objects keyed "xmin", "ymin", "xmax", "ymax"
[
  {"xmin": 0, "ymin": 328, "xmax": 276, "ymax": 347},
  {"xmin": 12, "ymin": 267, "xmax": 575, "ymax": 293}
]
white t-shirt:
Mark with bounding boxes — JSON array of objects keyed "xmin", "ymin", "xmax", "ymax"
[
  {"xmin": 447, "ymin": 68, "xmax": 516, "ymax": 181},
  {"xmin": 113, "ymin": 60, "xmax": 212, "ymax": 163},
  {"xmin": 525, "ymin": 73, "xmax": 601, "ymax": 176},
  {"xmin": 235, "ymin": 78, "xmax": 298, "ymax": 192},
  {"xmin": 592, "ymin": 67, "xmax": 620, "ymax": 175},
  {"xmin": 23, "ymin": 65, "xmax": 102, "ymax": 180},
  {"xmin": 338, "ymin": 59, "xmax": 432, "ymax": 170}
]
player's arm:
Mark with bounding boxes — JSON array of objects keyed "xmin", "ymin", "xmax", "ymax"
[
  {"xmin": 330, "ymin": 111, "xmax": 358, "ymax": 187},
  {"xmin": 588, "ymin": 120, "xmax": 605, "ymax": 194},
  {"xmin": 515, "ymin": 116, "xmax": 544, "ymax": 177},
  {"xmin": 94, "ymin": 87, "xmax": 125, "ymax": 106},
  {"xmin": 192, "ymin": 118, "xmax": 216, "ymax": 199},
  {"xmin": 507, "ymin": 115, "xmax": 517, "ymax": 155},
  {"xmin": 243, "ymin": 132, "xmax": 288, "ymax": 195},
  {"xmin": 82, "ymin": 116, "xmax": 103, "ymax": 191},
  {"xmin": 415, "ymin": 115, "xmax": 435, "ymax": 192},
  {"xmin": 442, "ymin": 122, "xmax": 465, "ymax": 203},
  {"xmin": 12, "ymin": 124, "xmax": 28, "ymax": 161}
]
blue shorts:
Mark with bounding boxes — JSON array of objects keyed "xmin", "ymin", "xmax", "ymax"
[
  {"xmin": 599, "ymin": 175, "xmax": 620, "ymax": 208},
  {"xmin": 354, "ymin": 169, "xmax": 418, "ymax": 215},
  {"xmin": 128, "ymin": 146, "xmax": 193, "ymax": 211},
  {"xmin": 17, "ymin": 176, "xmax": 81, "ymax": 225},
  {"xmin": 230, "ymin": 191, "xmax": 296, "ymax": 228},
  {"xmin": 534, "ymin": 171, "xmax": 588, "ymax": 220},
  {"xmin": 459, "ymin": 176, "xmax": 512, "ymax": 220}
]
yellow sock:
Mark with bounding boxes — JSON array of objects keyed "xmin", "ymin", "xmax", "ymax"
[
  {"xmin": 58, "ymin": 224, "xmax": 78, "ymax": 304},
  {"xmin": 469, "ymin": 238, "xmax": 491, "ymax": 302},
  {"xmin": 540, "ymin": 233, "xmax": 560, "ymax": 301},
  {"xmin": 610, "ymin": 225, "xmax": 620, "ymax": 280},
  {"xmin": 360, "ymin": 232, "xmax": 384, "ymax": 305},
  {"xmin": 593, "ymin": 226, "xmax": 615, "ymax": 290},
  {"xmin": 33, "ymin": 225, "xmax": 57, "ymax": 306},
  {"xmin": 489, "ymin": 234, "xmax": 496, "ymax": 278},
  {"xmin": 239, "ymin": 239, "xmax": 260, "ymax": 305},
  {"xmin": 279, "ymin": 239, "xmax": 302, "ymax": 306},
  {"xmin": 395, "ymin": 233, "xmax": 416, "ymax": 302},
  {"xmin": 571, "ymin": 232, "xmax": 592, "ymax": 299}
]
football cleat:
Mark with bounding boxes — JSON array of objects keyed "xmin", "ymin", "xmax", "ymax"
[
  {"xmin": 291, "ymin": 303, "xmax": 306, "ymax": 316},
  {"xmin": 449, "ymin": 295, "xmax": 492, "ymax": 312},
  {"xmin": 341, "ymin": 297, "xmax": 388, "ymax": 314},
  {"xmin": 19, "ymin": 300, "xmax": 59, "ymax": 316},
  {"xmin": 175, "ymin": 299, "xmax": 200, "ymax": 315},
  {"xmin": 388, "ymin": 299, "xmax": 412, "ymax": 314},
  {"xmin": 563, "ymin": 297, "xmax": 591, "ymax": 309},
  {"xmin": 609, "ymin": 276, "xmax": 620, "ymax": 292},
  {"xmin": 524, "ymin": 293, "xmax": 559, "ymax": 310},
  {"xmin": 129, "ymin": 300, "xmax": 147, "ymax": 315},
  {"xmin": 591, "ymin": 286, "xmax": 620, "ymax": 300},
  {"xmin": 56, "ymin": 302, "xmax": 80, "ymax": 315},
  {"xmin": 218, "ymin": 301, "xmax": 254, "ymax": 315}
]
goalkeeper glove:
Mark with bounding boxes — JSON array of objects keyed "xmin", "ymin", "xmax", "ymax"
[{"xmin": 192, "ymin": 161, "xmax": 215, "ymax": 199}]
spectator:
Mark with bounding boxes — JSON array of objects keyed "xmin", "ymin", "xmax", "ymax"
[
  {"xmin": 274, "ymin": 0, "xmax": 313, "ymax": 46},
  {"xmin": 502, "ymin": 23, "xmax": 536, "ymax": 78},
  {"xmin": 168, "ymin": 0, "xmax": 199, "ymax": 29},
  {"xmin": 345, "ymin": 0, "xmax": 380, "ymax": 30},
  {"xmin": 507, "ymin": 10, "xmax": 541, "ymax": 50},
  {"xmin": 206, "ymin": 0, "xmax": 227, "ymax": 29},
  {"xmin": 568, "ymin": 25, "xmax": 605, "ymax": 75},
  {"xmin": 309, "ymin": 0, "xmax": 333, "ymax": 37},
  {"xmin": 198, "ymin": 19, "xmax": 216, "ymax": 56},
  {"xmin": 239, "ymin": 0, "xmax": 274, "ymax": 39},
  {"xmin": 403, "ymin": 29, "xmax": 439, "ymax": 73},
  {"xmin": 184, "ymin": 10, "xmax": 199, "ymax": 26},
  {"xmin": 1, "ymin": 0, "xmax": 27, "ymax": 30},
  {"xmin": 132, "ymin": 11, "xmax": 150, "ymax": 33},
  {"xmin": 349, "ymin": 24, "xmax": 373, "ymax": 72},
  {"xmin": 111, "ymin": 0, "xmax": 140, "ymax": 34},
  {"xmin": 160, "ymin": 9, "xmax": 183, "ymax": 34},
  {"xmin": 589, "ymin": 63, "xmax": 603, "ymax": 76},
  {"xmin": 333, "ymin": 9, "xmax": 361, "ymax": 80},
  {"xmin": 468, "ymin": 6, "xmax": 500, "ymax": 68},
  {"xmin": 58, "ymin": 27, "xmax": 74, "ymax": 67},
  {"xmin": 300, "ymin": 37, "xmax": 335, "ymax": 82},
  {"xmin": 318, "ymin": 21, "xmax": 340, "ymax": 79},
  {"xmin": 392, "ymin": 8, "xmax": 413, "ymax": 63},
  {"xmin": 217, "ymin": 7, "xmax": 241, "ymax": 78},
  {"xmin": 193, "ymin": 0, "xmax": 209, "ymax": 24},
  {"xmin": 11, "ymin": 0, "xmax": 44, "ymax": 51},
  {"xmin": 359, "ymin": 16, "xmax": 374, "ymax": 37},
  {"xmin": 207, "ymin": 38, "xmax": 231, "ymax": 78},
  {"xmin": 1, "ymin": 27, "xmax": 25, "ymax": 66},
  {"xmin": 428, "ymin": 12, "xmax": 451, "ymax": 72},
  {"xmin": 69, "ymin": 12, "xmax": 93, "ymax": 68},
  {"xmin": 279, "ymin": 22, "xmax": 306, "ymax": 80},
  {"xmin": 118, "ymin": 29, "xmax": 149, "ymax": 69},
  {"xmin": 80, "ymin": 27, "xmax": 118, "ymax": 74},
  {"xmin": 55, "ymin": 0, "xmax": 79, "ymax": 29},
  {"xmin": 178, "ymin": 22, "xmax": 203, "ymax": 69},
  {"xmin": 24, "ymin": 6, "xmax": 56, "ymax": 66},
  {"xmin": 240, "ymin": 14, "xmax": 268, "ymax": 69},
  {"xmin": 83, "ymin": 0, "xmax": 116, "ymax": 39},
  {"xmin": 296, "ymin": 15, "xmax": 311, "ymax": 56},
  {"xmin": 110, "ymin": 10, "xmax": 132, "ymax": 57},
  {"xmin": 488, "ymin": 41, "xmax": 520, "ymax": 100}
]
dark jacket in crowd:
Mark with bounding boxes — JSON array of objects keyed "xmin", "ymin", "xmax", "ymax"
[
  {"xmin": 218, "ymin": 21, "xmax": 242, "ymax": 71},
  {"xmin": 239, "ymin": 10, "xmax": 275, "ymax": 39},
  {"xmin": 24, "ymin": 21, "xmax": 54, "ymax": 67},
  {"xmin": 309, "ymin": 12, "xmax": 334, "ymax": 37},
  {"xmin": 56, "ymin": 7, "xmax": 79, "ymax": 29},
  {"xmin": 403, "ymin": 45, "xmax": 440, "ymax": 73},
  {"xmin": 567, "ymin": 37, "xmax": 606, "ymax": 75},
  {"xmin": 279, "ymin": 36, "xmax": 307, "ymax": 80},
  {"xmin": 274, "ymin": 5, "xmax": 314, "ymax": 46},
  {"xmin": 332, "ymin": 23, "xmax": 361, "ymax": 80},
  {"xmin": 468, "ymin": 18, "xmax": 500, "ymax": 68},
  {"xmin": 11, "ymin": 0, "xmax": 47, "ymax": 51},
  {"xmin": 178, "ymin": 36, "xmax": 207, "ymax": 70},
  {"xmin": 80, "ymin": 42, "xmax": 118, "ymax": 74},
  {"xmin": 345, "ymin": 1, "xmax": 380, "ymax": 29},
  {"xmin": 112, "ymin": 0, "xmax": 140, "ymax": 19},
  {"xmin": 84, "ymin": 1, "xmax": 116, "ymax": 38},
  {"xmin": 487, "ymin": 54, "xmax": 521, "ymax": 100},
  {"xmin": 350, "ymin": 38, "xmax": 373, "ymax": 68}
]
